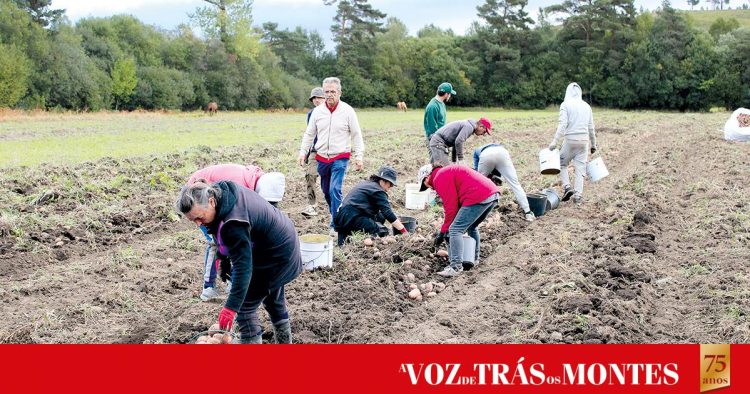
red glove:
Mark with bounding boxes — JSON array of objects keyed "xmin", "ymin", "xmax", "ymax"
[
  {"xmin": 218, "ymin": 307, "xmax": 236, "ymax": 331},
  {"xmin": 399, "ymin": 226, "xmax": 408, "ymax": 234}
]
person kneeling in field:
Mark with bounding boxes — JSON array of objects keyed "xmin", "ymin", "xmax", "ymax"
[
  {"xmin": 187, "ymin": 164, "xmax": 286, "ymax": 302},
  {"xmin": 333, "ymin": 166, "xmax": 409, "ymax": 246},
  {"xmin": 418, "ymin": 164, "xmax": 499, "ymax": 277},
  {"xmin": 176, "ymin": 180, "xmax": 302, "ymax": 344},
  {"xmin": 473, "ymin": 144, "xmax": 535, "ymax": 222}
]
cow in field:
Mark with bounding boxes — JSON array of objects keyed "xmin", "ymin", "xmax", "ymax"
[
  {"xmin": 206, "ymin": 102, "xmax": 218, "ymax": 115},
  {"xmin": 396, "ymin": 101, "xmax": 407, "ymax": 112}
]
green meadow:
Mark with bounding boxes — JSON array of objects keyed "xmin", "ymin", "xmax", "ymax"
[{"xmin": 0, "ymin": 109, "xmax": 561, "ymax": 168}]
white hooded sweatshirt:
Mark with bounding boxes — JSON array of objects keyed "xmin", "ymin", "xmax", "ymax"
[{"xmin": 550, "ymin": 83, "xmax": 596, "ymax": 148}]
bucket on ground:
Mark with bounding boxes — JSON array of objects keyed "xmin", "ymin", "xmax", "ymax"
[
  {"xmin": 527, "ymin": 193, "xmax": 547, "ymax": 217},
  {"xmin": 404, "ymin": 183, "xmax": 428, "ymax": 210},
  {"xmin": 542, "ymin": 188, "xmax": 560, "ymax": 210},
  {"xmin": 393, "ymin": 215, "xmax": 417, "ymax": 235},
  {"xmin": 539, "ymin": 148, "xmax": 561, "ymax": 175},
  {"xmin": 587, "ymin": 157, "xmax": 609, "ymax": 182},
  {"xmin": 461, "ymin": 234, "xmax": 476, "ymax": 264},
  {"xmin": 299, "ymin": 234, "xmax": 333, "ymax": 271}
]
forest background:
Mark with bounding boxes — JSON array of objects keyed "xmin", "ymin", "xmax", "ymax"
[{"xmin": 1, "ymin": 0, "xmax": 749, "ymax": 112}]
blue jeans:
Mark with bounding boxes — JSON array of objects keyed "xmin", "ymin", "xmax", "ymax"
[
  {"xmin": 318, "ymin": 158, "xmax": 349, "ymax": 227},
  {"xmin": 235, "ymin": 286, "xmax": 289, "ymax": 341},
  {"xmin": 199, "ymin": 225, "xmax": 217, "ymax": 288},
  {"xmin": 448, "ymin": 194, "xmax": 498, "ymax": 268}
]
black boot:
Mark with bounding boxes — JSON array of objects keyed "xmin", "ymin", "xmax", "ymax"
[{"xmin": 273, "ymin": 319, "xmax": 292, "ymax": 344}]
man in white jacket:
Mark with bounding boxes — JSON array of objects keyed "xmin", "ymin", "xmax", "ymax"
[
  {"xmin": 548, "ymin": 82, "xmax": 597, "ymax": 204},
  {"xmin": 298, "ymin": 77, "xmax": 365, "ymax": 230}
]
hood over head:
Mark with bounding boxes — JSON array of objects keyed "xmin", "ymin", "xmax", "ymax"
[{"xmin": 564, "ymin": 82, "xmax": 582, "ymax": 102}]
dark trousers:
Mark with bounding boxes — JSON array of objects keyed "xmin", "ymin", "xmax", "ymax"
[
  {"xmin": 335, "ymin": 211, "xmax": 389, "ymax": 246},
  {"xmin": 235, "ymin": 286, "xmax": 289, "ymax": 339}
]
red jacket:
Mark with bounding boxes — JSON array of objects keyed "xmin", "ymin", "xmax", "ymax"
[{"xmin": 430, "ymin": 165, "xmax": 499, "ymax": 233}]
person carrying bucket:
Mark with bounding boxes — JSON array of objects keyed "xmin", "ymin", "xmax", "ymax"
[
  {"xmin": 418, "ymin": 164, "xmax": 499, "ymax": 277},
  {"xmin": 176, "ymin": 180, "xmax": 302, "ymax": 344},
  {"xmin": 333, "ymin": 166, "xmax": 409, "ymax": 246},
  {"xmin": 428, "ymin": 118, "xmax": 492, "ymax": 167},
  {"xmin": 473, "ymin": 143, "xmax": 535, "ymax": 222},
  {"xmin": 548, "ymin": 82, "xmax": 597, "ymax": 204},
  {"xmin": 187, "ymin": 164, "xmax": 286, "ymax": 302}
]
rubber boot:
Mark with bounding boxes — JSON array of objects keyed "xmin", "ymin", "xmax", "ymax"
[
  {"xmin": 238, "ymin": 332, "xmax": 262, "ymax": 344},
  {"xmin": 273, "ymin": 319, "xmax": 292, "ymax": 344}
]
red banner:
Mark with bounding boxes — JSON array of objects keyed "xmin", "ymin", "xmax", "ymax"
[{"xmin": 1, "ymin": 344, "xmax": 748, "ymax": 393}]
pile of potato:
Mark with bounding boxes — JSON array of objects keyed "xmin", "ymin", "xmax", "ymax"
[
  {"xmin": 195, "ymin": 324, "xmax": 232, "ymax": 344},
  {"xmin": 403, "ymin": 268, "xmax": 446, "ymax": 301}
]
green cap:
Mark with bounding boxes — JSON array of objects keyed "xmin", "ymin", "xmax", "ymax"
[{"xmin": 438, "ymin": 82, "xmax": 456, "ymax": 95}]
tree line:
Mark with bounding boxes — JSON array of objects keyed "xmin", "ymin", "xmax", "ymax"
[{"xmin": 1, "ymin": 0, "xmax": 749, "ymax": 111}]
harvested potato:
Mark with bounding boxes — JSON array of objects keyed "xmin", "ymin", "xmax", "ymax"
[
  {"xmin": 427, "ymin": 292, "xmax": 437, "ymax": 298},
  {"xmin": 406, "ymin": 273, "xmax": 415, "ymax": 282},
  {"xmin": 436, "ymin": 250, "xmax": 449, "ymax": 257},
  {"xmin": 363, "ymin": 238, "xmax": 374, "ymax": 246},
  {"xmin": 434, "ymin": 282, "xmax": 446, "ymax": 292},
  {"xmin": 208, "ymin": 338, "xmax": 221, "ymax": 344},
  {"xmin": 408, "ymin": 288, "xmax": 421, "ymax": 300},
  {"xmin": 409, "ymin": 283, "xmax": 418, "ymax": 290},
  {"xmin": 209, "ymin": 323, "xmax": 220, "ymax": 331},
  {"xmin": 404, "ymin": 259, "xmax": 413, "ymax": 266},
  {"xmin": 424, "ymin": 282, "xmax": 434, "ymax": 293}
]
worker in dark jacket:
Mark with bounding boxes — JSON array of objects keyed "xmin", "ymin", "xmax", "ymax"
[
  {"xmin": 333, "ymin": 166, "xmax": 409, "ymax": 246},
  {"xmin": 176, "ymin": 180, "xmax": 302, "ymax": 344}
]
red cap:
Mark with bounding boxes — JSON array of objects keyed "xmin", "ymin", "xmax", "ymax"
[{"xmin": 478, "ymin": 118, "xmax": 492, "ymax": 135}]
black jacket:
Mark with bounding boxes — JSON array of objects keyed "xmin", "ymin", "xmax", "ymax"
[
  {"xmin": 334, "ymin": 179, "xmax": 397, "ymax": 230},
  {"xmin": 207, "ymin": 181, "xmax": 302, "ymax": 311}
]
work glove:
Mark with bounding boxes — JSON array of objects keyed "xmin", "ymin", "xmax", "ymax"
[
  {"xmin": 549, "ymin": 143, "xmax": 556, "ymax": 151},
  {"xmin": 218, "ymin": 307, "xmax": 237, "ymax": 331},
  {"xmin": 433, "ymin": 231, "xmax": 447, "ymax": 249},
  {"xmin": 590, "ymin": 146, "xmax": 597, "ymax": 154},
  {"xmin": 218, "ymin": 255, "xmax": 231, "ymax": 283}
]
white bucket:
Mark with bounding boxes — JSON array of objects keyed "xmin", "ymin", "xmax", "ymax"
[
  {"xmin": 587, "ymin": 157, "xmax": 609, "ymax": 182},
  {"xmin": 299, "ymin": 234, "xmax": 333, "ymax": 271},
  {"xmin": 539, "ymin": 148, "xmax": 561, "ymax": 175},
  {"xmin": 404, "ymin": 183, "xmax": 428, "ymax": 210},
  {"xmin": 461, "ymin": 235, "xmax": 476, "ymax": 263}
]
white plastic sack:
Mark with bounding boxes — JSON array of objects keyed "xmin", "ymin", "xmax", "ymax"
[
  {"xmin": 723, "ymin": 108, "xmax": 750, "ymax": 142},
  {"xmin": 255, "ymin": 172, "xmax": 286, "ymax": 202}
]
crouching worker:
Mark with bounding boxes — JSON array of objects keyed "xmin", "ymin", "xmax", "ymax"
[
  {"xmin": 176, "ymin": 180, "xmax": 302, "ymax": 344},
  {"xmin": 187, "ymin": 164, "xmax": 286, "ymax": 302},
  {"xmin": 473, "ymin": 144, "xmax": 535, "ymax": 222},
  {"xmin": 333, "ymin": 166, "xmax": 409, "ymax": 246},
  {"xmin": 428, "ymin": 118, "xmax": 492, "ymax": 166},
  {"xmin": 418, "ymin": 164, "xmax": 499, "ymax": 277}
]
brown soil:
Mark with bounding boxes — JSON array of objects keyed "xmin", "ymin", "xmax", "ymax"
[{"xmin": 1, "ymin": 112, "xmax": 748, "ymax": 344}]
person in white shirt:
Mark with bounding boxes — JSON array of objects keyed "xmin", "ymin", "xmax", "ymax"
[
  {"xmin": 298, "ymin": 77, "xmax": 365, "ymax": 231},
  {"xmin": 548, "ymin": 83, "xmax": 597, "ymax": 204}
]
